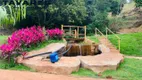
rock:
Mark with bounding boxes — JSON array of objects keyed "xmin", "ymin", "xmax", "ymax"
[
  {"xmin": 17, "ymin": 43, "xmax": 81, "ymax": 75},
  {"xmin": 78, "ymin": 53, "xmax": 124, "ymax": 73},
  {"xmin": 98, "ymin": 44, "xmax": 110, "ymax": 53},
  {"xmin": 27, "ymin": 43, "xmax": 66, "ymax": 56},
  {"xmin": 22, "ymin": 57, "xmax": 80, "ymax": 75}
]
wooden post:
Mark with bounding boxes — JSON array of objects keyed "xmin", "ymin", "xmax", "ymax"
[
  {"xmin": 106, "ymin": 27, "xmax": 108, "ymax": 38},
  {"xmin": 61, "ymin": 25, "xmax": 63, "ymax": 31},
  {"xmin": 42, "ymin": 27, "xmax": 46, "ymax": 35},
  {"xmin": 70, "ymin": 27, "xmax": 72, "ymax": 36},
  {"xmin": 77, "ymin": 27, "xmax": 79, "ymax": 38},
  {"xmin": 118, "ymin": 39, "xmax": 121, "ymax": 51},
  {"xmin": 84, "ymin": 26, "xmax": 86, "ymax": 40},
  {"xmin": 61, "ymin": 25, "xmax": 64, "ymax": 39},
  {"xmin": 75, "ymin": 29, "xmax": 77, "ymax": 38}
]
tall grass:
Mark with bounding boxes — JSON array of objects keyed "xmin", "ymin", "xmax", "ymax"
[{"xmin": 0, "ymin": 6, "xmax": 7, "ymax": 27}]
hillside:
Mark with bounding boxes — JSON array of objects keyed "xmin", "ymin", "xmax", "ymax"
[
  {"xmin": 119, "ymin": 1, "xmax": 142, "ymax": 33},
  {"xmin": 109, "ymin": 2, "xmax": 142, "ymax": 33}
]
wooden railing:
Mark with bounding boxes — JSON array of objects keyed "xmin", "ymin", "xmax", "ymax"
[
  {"xmin": 106, "ymin": 27, "xmax": 121, "ymax": 51},
  {"xmin": 95, "ymin": 27, "xmax": 121, "ymax": 51},
  {"xmin": 61, "ymin": 25, "xmax": 86, "ymax": 39}
]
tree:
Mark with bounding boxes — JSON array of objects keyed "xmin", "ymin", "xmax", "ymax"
[
  {"xmin": 134, "ymin": 0, "xmax": 142, "ymax": 7},
  {"xmin": 17, "ymin": 0, "xmax": 87, "ymax": 28},
  {"xmin": 0, "ymin": 0, "xmax": 124, "ymax": 31},
  {"xmin": 109, "ymin": 0, "xmax": 122, "ymax": 15},
  {"xmin": 85, "ymin": 0, "xmax": 123, "ymax": 33}
]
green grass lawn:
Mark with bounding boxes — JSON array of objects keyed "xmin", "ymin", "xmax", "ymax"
[
  {"xmin": 72, "ymin": 58, "xmax": 142, "ymax": 80},
  {"xmin": 72, "ymin": 68, "xmax": 99, "ymax": 78},
  {"xmin": 0, "ymin": 36, "xmax": 8, "ymax": 45},
  {"xmin": 108, "ymin": 32, "xmax": 142, "ymax": 56},
  {"xmin": 0, "ymin": 59, "xmax": 34, "ymax": 71},
  {"xmin": 87, "ymin": 36, "xmax": 99, "ymax": 43}
]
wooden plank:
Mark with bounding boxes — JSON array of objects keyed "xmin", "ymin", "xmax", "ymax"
[{"xmin": 63, "ymin": 26, "xmax": 84, "ymax": 28}]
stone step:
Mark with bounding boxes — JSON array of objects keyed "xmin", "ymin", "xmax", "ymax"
[
  {"xmin": 21, "ymin": 57, "xmax": 80, "ymax": 75},
  {"xmin": 78, "ymin": 53, "xmax": 124, "ymax": 73},
  {"xmin": 98, "ymin": 36, "xmax": 120, "ymax": 54}
]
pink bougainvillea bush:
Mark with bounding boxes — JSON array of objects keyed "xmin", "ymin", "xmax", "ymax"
[
  {"xmin": 46, "ymin": 28, "xmax": 63, "ymax": 40},
  {"xmin": 0, "ymin": 26, "xmax": 45, "ymax": 57}
]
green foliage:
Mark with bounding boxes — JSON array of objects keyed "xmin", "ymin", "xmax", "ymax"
[
  {"xmin": 89, "ymin": 11, "xmax": 109, "ymax": 32},
  {"xmin": 87, "ymin": 36, "xmax": 99, "ymax": 43},
  {"xmin": 6, "ymin": 0, "xmax": 27, "ymax": 24},
  {"xmin": 108, "ymin": 32, "xmax": 142, "ymax": 56},
  {"xmin": 108, "ymin": 17, "xmax": 126, "ymax": 32},
  {"xmin": 134, "ymin": 0, "xmax": 142, "ymax": 7},
  {"xmin": 86, "ymin": 0, "xmax": 123, "ymax": 33},
  {"xmin": 0, "ymin": 0, "xmax": 27, "ymax": 28},
  {"xmin": 110, "ymin": 0, "xmax": 123, "ymax": 15},
  {"xmin": 20, "ymin": 0, "xmax": 87, "ymax": 28},
  {"xmin": 0, "ymin": 6, "xmax": 8, "ymax": 27},
  {"xmin": 0, "ymin": 0, "xmax": 124, "ymax": 31}
]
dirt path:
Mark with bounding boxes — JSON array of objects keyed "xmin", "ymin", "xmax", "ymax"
[
  {"xmin": 98, "ymin": 37, "xmax": 120, "ymax": 53},
  {"xmin": 0, "ymin": 69, "xmax": 107, "ymax": 80},
  {"xmin": 124, "ymin": 55, "xmax": 142, "ymax": 60}
]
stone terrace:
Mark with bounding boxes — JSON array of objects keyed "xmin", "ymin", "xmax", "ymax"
[{"xmin": 18, "ymin": 38, "xmax": 124, "ymax": 74}]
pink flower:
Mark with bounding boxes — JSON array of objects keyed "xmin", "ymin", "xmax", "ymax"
[
  {"xmin": 46, "ymin": 28, "xmax": 63, "ymax": 39},
  {"xmin": 0, "ymin": 26, "xmax": 45, "ymax": 56}
]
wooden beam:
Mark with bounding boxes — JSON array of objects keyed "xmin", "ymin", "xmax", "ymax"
[
  {"xmin": 61, "ymin": 25, "xmax": 64, "ymax": 31},
  {"xmin": 75, "ymin": 29, "xmax": 77, "ymax": 38},
  {"xmin": 84, "ymin": 26, "xmax": 87, "ymax": 40},
  {"xmin": 77, "ymin": 27, "xmax": 79, "ymax": 38}
]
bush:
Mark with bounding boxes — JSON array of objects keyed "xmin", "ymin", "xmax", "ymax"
[
  {"xmin": 46, "ymin": 28, "xmax": 63, "ymax": 40},
  {"xmin": 0, "ymin": 26, "xmax": 45, "ymax": 58}
]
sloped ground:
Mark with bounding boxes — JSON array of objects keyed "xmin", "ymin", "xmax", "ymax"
[
  {"xmin": 118, "ymin": 2, "xmax": 142, "ymax": 33},
  {"xmin": 109, "ymin": 2, "xmax": 142, "ymax": 33},
  {"xmin": 108, "ymin": 32, "xmax": 142, "ymax": 56},
  {"xmin": 119, "ymin": 25, "xmax": 142, "ymax": 33}
]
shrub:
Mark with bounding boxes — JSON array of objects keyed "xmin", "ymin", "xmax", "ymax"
[
  {"xmin": 46, "ymin": 28, "xmax": 63, "ymax": 40},
  {"xmin": 0, "ymin": 26, "xmax": 45, "ymax": 58}
]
